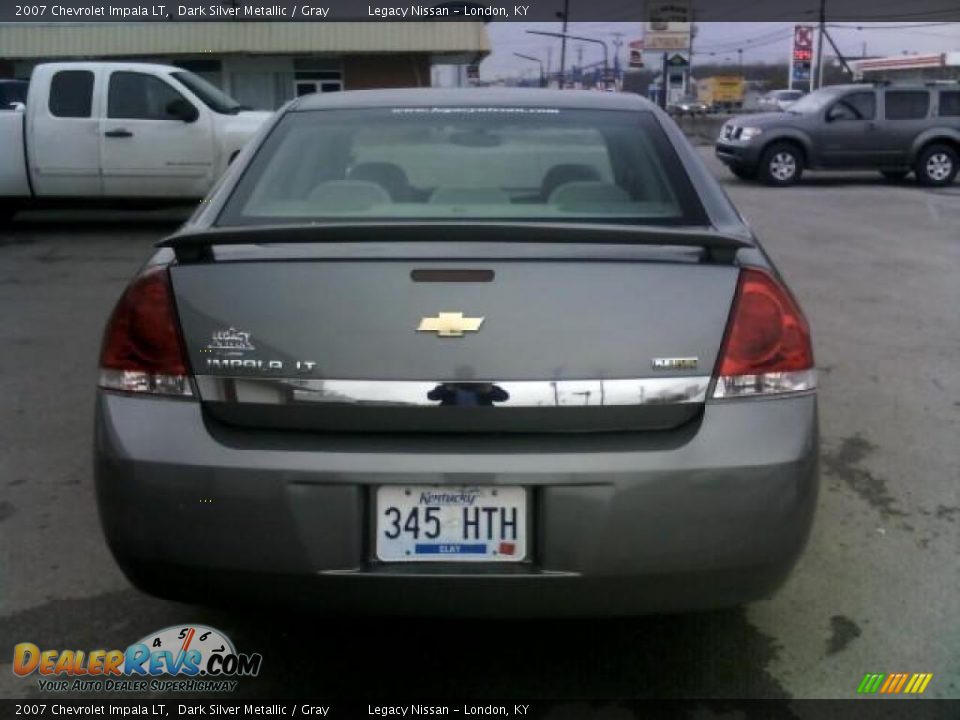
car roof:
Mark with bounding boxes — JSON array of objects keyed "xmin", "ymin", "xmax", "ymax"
[
  {"xmin": 292, "ymin": 87, "xmax": 655, "ymax": 112},
  {"xmin": 36, "ymin": 61, "xmax": 180, "ymax": 74}
]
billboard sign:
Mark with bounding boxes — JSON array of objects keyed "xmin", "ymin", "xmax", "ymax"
[{"xmin": 644, "ymin": 1, "xmax": 691, "ymax": 51}]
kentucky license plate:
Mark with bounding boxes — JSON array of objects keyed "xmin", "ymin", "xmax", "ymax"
[{"xmin": 376, "ymin": 486, "xmax": 527, "ymax": 562}]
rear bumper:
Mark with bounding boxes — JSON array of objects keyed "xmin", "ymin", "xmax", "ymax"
[{"xmin": 94, "ymin": 391, "xmax": 818, "ymax": 616}]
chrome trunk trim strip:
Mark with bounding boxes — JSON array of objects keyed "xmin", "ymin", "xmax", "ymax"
[{"xmin": 194, "ymin": 376, "xmax": 711, "ymax": 408}]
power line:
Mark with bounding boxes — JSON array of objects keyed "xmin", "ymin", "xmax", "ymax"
[{"xmin": 694, "ymin": 30, "xmax": 795, "ymax": 55}]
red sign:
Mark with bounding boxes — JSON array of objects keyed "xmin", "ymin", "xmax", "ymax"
[{"xmin": 794, "ymin": 25, "xmax": 813, "ymax": 49}]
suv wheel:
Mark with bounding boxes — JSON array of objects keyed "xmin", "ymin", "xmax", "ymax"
[
  {"xmin": 759, "ymin": 143, "xmax": 803, "ymax": 187},
  {"xmin": 915, "ymin": 144, "xmax": 958, "ymax": 187}
]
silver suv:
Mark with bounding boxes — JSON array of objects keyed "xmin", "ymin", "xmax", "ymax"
[{"xmin": 716, "ymin": 83, "xmax": 960, "ymax": 186}]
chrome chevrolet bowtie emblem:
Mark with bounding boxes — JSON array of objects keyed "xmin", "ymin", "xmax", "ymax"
[{"xmin": 417, "ymin": 312, "xmax": 484, "ymax": 337}]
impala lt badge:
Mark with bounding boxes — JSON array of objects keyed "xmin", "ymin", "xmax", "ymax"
[{"xmin": 417, "ymin": 312, "xmax": 484, "ymax": 337}]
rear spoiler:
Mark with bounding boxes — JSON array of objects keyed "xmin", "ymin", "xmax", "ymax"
[{"xmin": 158, "ymin": 222, "xmax": 752, "ymax": 264}]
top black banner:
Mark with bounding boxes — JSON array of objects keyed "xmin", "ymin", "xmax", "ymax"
[{"xmin": 3, "ymin": 0, "xmax": 960, "ymax": 22}]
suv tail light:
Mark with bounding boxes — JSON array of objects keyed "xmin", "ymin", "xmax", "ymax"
[
  {"xmin": 98, "ymin": 266, "xmax": 193, "ymax": 397},
  {"xmin": 712, "ymin": 267, "xmax": 815, "ymax": 399}
]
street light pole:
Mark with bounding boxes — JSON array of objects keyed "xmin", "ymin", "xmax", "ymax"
[
  {"xmin": 514, "ymin": 52, "xmax": 546, "ymax": 87},
  {"xmin": 526, "ymin": 30, "xmax": 609, "ymax": 87}
]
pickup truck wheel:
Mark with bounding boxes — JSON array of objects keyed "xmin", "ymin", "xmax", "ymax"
[
  {"xmin": 915, "ymin": 144, "xmax": 958, "ymax": 187},
  {"xmin": 758, "ymin": 143, "xmax": 803, "ymax": 187},
  {"xmin": 880, "ymin": 170, "xmax": 909, "ymax": 182}
]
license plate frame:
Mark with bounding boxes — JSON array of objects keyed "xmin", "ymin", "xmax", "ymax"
[{"xmin": 375, "ymin": 485, "xmax": 528, "ymax": 563}]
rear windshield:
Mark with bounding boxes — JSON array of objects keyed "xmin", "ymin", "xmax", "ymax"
[{"xmin": 218, "ymin": 108, "xmax": 707, "ymax": 227}]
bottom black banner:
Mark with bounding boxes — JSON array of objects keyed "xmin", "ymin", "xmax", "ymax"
[{"xmin": 3, "ymin": 700, "xmax": 959, "ymax": 720}]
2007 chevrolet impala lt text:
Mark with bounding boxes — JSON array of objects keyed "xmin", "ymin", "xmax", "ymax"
[{"xmin": 94, "ymin": 88, "xmax": 818, "ymax": 615}]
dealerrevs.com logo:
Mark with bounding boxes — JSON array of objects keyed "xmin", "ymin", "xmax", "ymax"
[{"xmin": 13, "ymin": 625, "xmax": 262, "ymax": 693}]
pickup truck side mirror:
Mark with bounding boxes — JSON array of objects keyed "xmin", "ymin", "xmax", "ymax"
[{"xmin": 166, "ymin": 98, "xmax": 199, "ymax": 123}]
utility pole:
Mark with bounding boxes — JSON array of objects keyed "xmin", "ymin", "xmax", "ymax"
[
  {"xmin": 687, "ymin": 18, "xmax": 697, "ymax": 101},
  {"xmin": 660, "ymin": 53, "xmax": 668, "ymax": 109},
  {"xmin": 558, "ymin": 0, "xmax": 569, "ymax": 87},
  {"xmin": 815, "ymin": 0, "xmax": 826, "ymax": 89}
]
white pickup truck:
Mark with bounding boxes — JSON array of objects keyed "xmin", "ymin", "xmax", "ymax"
[{"xmin": 0, "ymin": 62, "xmax": 271, "ymax": 220}]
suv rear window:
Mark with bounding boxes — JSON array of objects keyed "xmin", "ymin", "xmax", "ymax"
[
  {"xmin": 48, "ymin": 70, "xmax": 94, "ymax": 118},
  {"xmin": 885, "ymin": 91, "xmax": 930, "ymax": 120},
  {"xmin": 220, "ymin": 108, "xmax": 706, "ymax": 227},
  {"xmin": 940, "ymin": 91, "xmax": 960, "ymax": 117}
]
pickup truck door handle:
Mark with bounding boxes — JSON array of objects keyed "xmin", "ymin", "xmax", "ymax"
[{"xmin": 104, "ymin": 129, "xmax": 133, "ymax": 138}]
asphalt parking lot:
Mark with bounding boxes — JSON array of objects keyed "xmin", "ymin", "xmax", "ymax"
[{"xmin": 1, "ymin": 149, "xmax": 957, "ymax": 701}]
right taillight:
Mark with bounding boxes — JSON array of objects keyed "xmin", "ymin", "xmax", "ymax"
[
  {"xmin": 712, "ymin": 267, "xmax": 816, "ymax": 399},
  {"xmin": 98, "ymin": 266, "xmax": 193, "ymax": 397}
]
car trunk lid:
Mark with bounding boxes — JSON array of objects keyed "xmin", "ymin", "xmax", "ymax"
[{"xmin": 165, "ymin": 228, "xmax": 745, "ymax": 433}]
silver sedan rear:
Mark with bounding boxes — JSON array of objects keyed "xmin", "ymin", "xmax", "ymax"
[{"xmin": 94, "ymin": 89, "xmax": 818, "ymax": 615}]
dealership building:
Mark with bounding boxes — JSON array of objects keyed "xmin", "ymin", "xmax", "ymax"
[{"xmin": 0, "ymin": 22, "xmax": 490, "ymax": 109}]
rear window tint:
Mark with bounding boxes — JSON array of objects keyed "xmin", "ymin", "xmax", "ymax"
[
  {"xmin": 48, "ymin": 70, "xmax": 94, "ymax": 118},
  {"xmin": 940, "ymin": 91, "xmax": 960, "ymax": 117},
  {"xmin": 885, "ymin": 91, "xmax": 930, "ymax": 120},
  {"xmin": 219, "ymin": 108, "xmax": 708, "ymax": 227}
]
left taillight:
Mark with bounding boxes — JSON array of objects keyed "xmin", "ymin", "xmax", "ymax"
[{"xmin": 98, "ymin": 266, "xmax": 193, "ymax": 397}]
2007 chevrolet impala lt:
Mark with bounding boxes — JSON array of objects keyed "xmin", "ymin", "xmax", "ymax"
[{"xmin": 94, "ymin": 89, "xmax": 818, "ymax": 615}]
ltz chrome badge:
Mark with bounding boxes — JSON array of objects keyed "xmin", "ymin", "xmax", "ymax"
[{"xmin": 652, "ymin": 357, "xmax": 699, "ymax": 370}]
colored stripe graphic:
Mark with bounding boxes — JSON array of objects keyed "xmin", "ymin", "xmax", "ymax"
[
  {"xmin": 893, "ymin": 673, "xmax": 909, "ymax": 693},
  {"xmin": 857, "ymin": 673, "xmax": 933, "ymax": 695},
  {"xmin": 880, "ymin": 674, "xmax": 896, "ymax": 693},
  {"xmin": 857, "ymin": 674, "xmax": 885, "ymax": 694},
  {"xmin": 913, "ymin": 673, "xmax": 933, "ymax": 694}
]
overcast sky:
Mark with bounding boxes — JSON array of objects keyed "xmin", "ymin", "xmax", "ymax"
[{"xmin": 470, "ymin": 21, "xmax": 960, "ymax": 80}]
